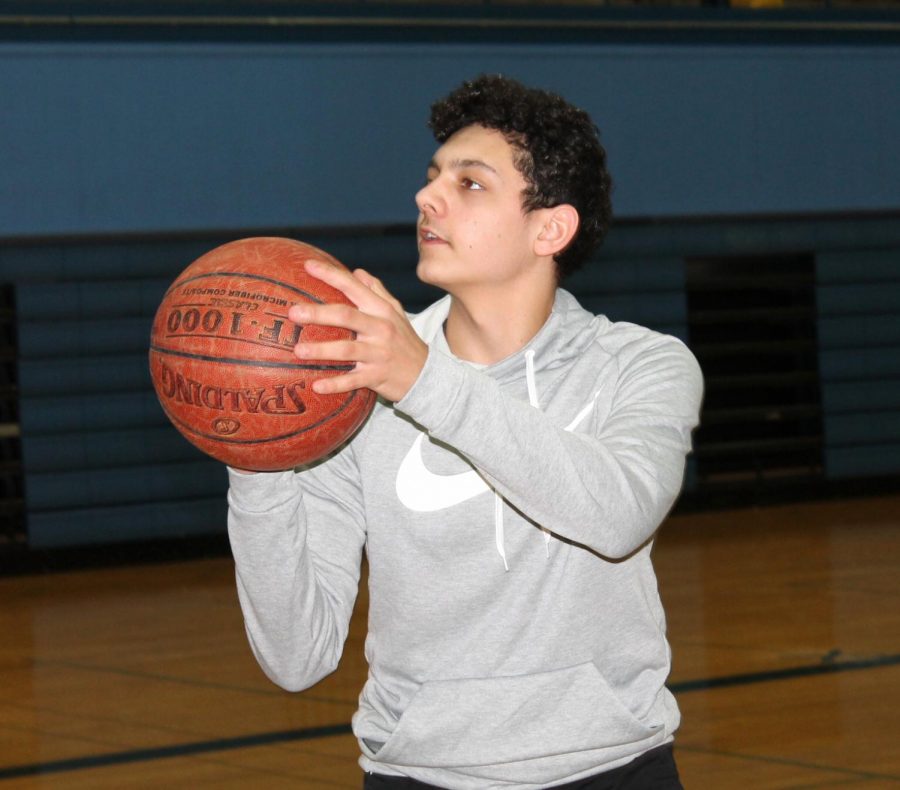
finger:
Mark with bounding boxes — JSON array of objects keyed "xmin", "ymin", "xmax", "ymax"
[
  {"xmin": 309, "ymin": 371, "xmax": 367, "ymax": 395},
  {"xmin": 352, "ymin": 268, "xmax": 385, "ymax": 293},
  {"xmin": 288, "ymin": 301, "xmax": 373, "ymax": 334},
  {"xmin": 306, "ymin": 259, "xmax": 398, "ymax": 316},
  {"xmin": 294, "ymin": 338, "xmax": 369, "ymax": 364},
  {"xmin": 353, "ymin": 269, "xmax": 404, "ymax": 315}
]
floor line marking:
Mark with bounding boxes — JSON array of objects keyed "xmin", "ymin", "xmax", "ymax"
[
  {"xmin": 0, "ymin": 723, "xmax": 353, "ymax": 780},
  {"xmin": 669, "ymin": 652, "xmax": 900, "ymax": 693},
  {"xmin": 3, "ymin": 653, "xmax": 898, "ymax": 781}
]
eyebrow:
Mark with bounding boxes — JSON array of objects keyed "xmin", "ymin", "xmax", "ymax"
[{"xmin": 427, "ymin": 157, "xmax": 499, "ymax": 176}]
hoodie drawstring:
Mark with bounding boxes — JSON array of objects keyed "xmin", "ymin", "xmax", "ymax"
[
  {"xmin": 494, "ymin": 349, "xmax": 550, "ymax": 571},
  {"xmin": 494, "ymin": 493, "xmax": 509, "ymax": 572},
  {"xmin": 525, "ymin": 348, "xmax": 540, "ymax": 410},
  {"xmin": 525, "ymin": 351, "xmax": 553, "ymax": 559}
]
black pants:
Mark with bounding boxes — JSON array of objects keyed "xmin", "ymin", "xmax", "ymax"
[{"xmin": 363, "ymin": 743, "xmax": 683, "ymax": 790}]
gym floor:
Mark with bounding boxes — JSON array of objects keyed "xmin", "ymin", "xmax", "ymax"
[{"xmin": 1, "ymin": 494, "xmax": 898, "ymax": 788}]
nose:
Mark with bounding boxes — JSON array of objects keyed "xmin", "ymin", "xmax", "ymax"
[{"xmin": 415, "ymin": 179, "xmax": 443, "ymax": 218}]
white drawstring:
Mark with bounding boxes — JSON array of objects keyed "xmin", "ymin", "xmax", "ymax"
[
  {"xmin": 494, "ymin": 350, "xmax": 551, "ymax": 571},
  {"xmin": 525, "ymin": 349, "xmax": 540, "ymax": 410},
  {"xmin": 524, "ymin": 350, "xmax": 553, "ymax": 558},
  {"xmin": 494, "ymin": 491, "xmax": 509, "ymax": 572}
]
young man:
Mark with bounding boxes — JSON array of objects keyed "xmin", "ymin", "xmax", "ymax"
[{"xmin": 227, "ymin": 75, "xmax": 703, "ymax": 789}]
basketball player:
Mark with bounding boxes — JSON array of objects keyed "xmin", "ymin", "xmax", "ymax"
[{"xmin": 227, "ymin": 75, "xmax": 703, "ymax": 789}]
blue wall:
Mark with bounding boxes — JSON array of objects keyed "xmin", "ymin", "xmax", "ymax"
[
  {"xmin": 10, "ymin": 215, "xmax": 900, "ymax": 548},
  {"xmin": 3, "ymin": 26, "xmax": 899, "ymax": 547},
  {"xmin": 2, "ymin": 40, "xmax": 900, "ymax": 238}
]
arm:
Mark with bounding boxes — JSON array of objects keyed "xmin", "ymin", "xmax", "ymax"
[
  {"xmin": 397, "ymin": 336, "xmax": 702, "ymax": 559},
  {"xmin": 289, "ymin": 260, "xmax": 701, "ymax": 559},
  {"xmin": 226, "ymin": 445, "xmax": 366, "ymax": 691}
]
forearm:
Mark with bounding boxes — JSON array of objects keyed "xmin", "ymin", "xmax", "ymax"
[
  {"xmin": 397, "ymin": 343, "xmax": 702, "ymax": 558},
  {"xmin": 227, "ymin": 465, "xmax": 364, "ymax": 691}
]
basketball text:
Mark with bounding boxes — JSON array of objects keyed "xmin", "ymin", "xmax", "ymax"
[
  {"xmin": 166, "ymin": 308, "xmax": 303, "ymax": 349},
  {"xmin": 157, "ymin": 364, "xmax": 307, "ymax": 415}
]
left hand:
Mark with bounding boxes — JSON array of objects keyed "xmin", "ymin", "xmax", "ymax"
[{"xmin": 288, "ymin": 259, "xmax": 429, "ymax": 403}]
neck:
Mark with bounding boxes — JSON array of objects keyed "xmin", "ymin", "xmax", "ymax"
[{"xmin": 444, "ymin": 284, "xmax": 556, "ymax": 365}]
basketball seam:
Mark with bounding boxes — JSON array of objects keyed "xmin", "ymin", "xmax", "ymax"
[
  {"xmin": 159, "ymin": 388, "xmax": 371, "ymax": 445},
  {"xmin": 166, "ymin": 271, "xmax": 329, "ymax": 303},
  {"xmin": 149, "ymin": 345, "xmax": 354, "ymax": 371}
]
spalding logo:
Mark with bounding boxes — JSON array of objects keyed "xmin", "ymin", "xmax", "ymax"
[{"xmin": 213, "ymin": 418, "xmax": 241, "ymax": 435}]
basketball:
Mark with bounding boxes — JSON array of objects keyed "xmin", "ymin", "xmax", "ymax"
[{"xmin": 149, "ymin": 237, "xmax": 376, "ymax": 471}]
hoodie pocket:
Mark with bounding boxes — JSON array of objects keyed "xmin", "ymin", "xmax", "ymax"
[{"xmin": 371, "ymin": 661, "xmax": 663, "ymax": 771}]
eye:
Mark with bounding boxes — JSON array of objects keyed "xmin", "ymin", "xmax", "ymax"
[{"xmin": 461, "ymin": 177, "xmax": 484, "ymax": 191}]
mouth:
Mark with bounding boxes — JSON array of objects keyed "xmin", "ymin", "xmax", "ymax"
[{"xmin": 419, "ymin": 226, "xmax": 447, "ymax": 245}]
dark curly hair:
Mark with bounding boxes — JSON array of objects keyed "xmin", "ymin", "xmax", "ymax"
[{"xmin": 428, "ymin": 74, "xmax": 612, "ymax": 281}]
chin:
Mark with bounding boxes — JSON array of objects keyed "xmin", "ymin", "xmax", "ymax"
[
  {"xmin": 416, "ymin": 258, "xmax": 444, "ymax": 288},
  {"xmin": 416, "ymin": 256, "xmax": 478, "ymax": 295}
]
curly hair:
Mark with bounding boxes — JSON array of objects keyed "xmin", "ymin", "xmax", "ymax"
[{"xmin": 428, "ymin": 74, "xmax": 613, "ymax": 281}]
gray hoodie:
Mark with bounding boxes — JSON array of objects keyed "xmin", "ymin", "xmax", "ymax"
[{"xmin": 227, "ymin": 288, "xmax": 703, "ymax": 789}]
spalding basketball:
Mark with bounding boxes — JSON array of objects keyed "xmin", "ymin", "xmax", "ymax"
[{"xmin": 149, "ymin": 237, "xmax": 376, "ymax": 471}]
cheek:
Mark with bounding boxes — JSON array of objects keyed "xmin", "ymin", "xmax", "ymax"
[
  {"xmin": 459, "ymin": 207, "xmax": 520, "ymax": 252},
  {"xmin": 461, "ymin": 220, "xmax": 486, "ymax": 251}
]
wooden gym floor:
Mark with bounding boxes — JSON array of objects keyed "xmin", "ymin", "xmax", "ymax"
[{"xmin": 1, "ymin": 494, "xmax": 898, "ymax": 789}]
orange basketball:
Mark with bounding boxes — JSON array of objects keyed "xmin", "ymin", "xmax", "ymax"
[{"xmin": 149, "ymin": 237, "xmax": 376, "ymax": 471}]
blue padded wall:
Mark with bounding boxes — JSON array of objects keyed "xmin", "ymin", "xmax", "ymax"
[
  {"xmin": 10, "ymin": 227, "xmax": 694, "ymax": 548},
  {"xmin": 4, "ymin": 23, "xmax": 900, "ymax": 546},
  {"xmin": 2, "ymin": 40, "xmax": 899, "ymax": 238},
  {"xmin": 10, "ymin": 232, "xmax": 405, "ymax": 547},
  {"xmin": 817, "ymin": 250, "xmax": 900, "ymax": 478}
]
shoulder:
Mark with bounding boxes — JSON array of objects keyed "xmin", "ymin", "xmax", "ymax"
[
  {"xmin": 599, "ymin": 319, "xmax": 695, "ymax": 359},
  {"xmin": 583, "ymin": 314, "xmax": 703, "ymax": 400}
]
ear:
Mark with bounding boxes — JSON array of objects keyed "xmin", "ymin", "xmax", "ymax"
[{"xmin": 533, "ymin": 204, "xmax": 580, "ymax": 258}]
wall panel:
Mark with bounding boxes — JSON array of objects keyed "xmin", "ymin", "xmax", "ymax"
[
  {"xmin": 2, "ymin": 40, "xmax": 899, "ymax": 239},
  {"xmin": 817, "ymin": 250, "xmax": 900, "ymax": 479}
]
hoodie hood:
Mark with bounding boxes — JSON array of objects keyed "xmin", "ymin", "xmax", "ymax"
[{"xmin": 411, "ymin": 289, "xmax": 608, "ymax": 385}]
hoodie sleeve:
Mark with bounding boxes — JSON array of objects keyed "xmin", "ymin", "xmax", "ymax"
[
  {"xmin": 226, "ymin": 445, "xmax": 366, "ymax": 692},
  {"xmin": 396, "ymin": 334, "xmax": 703, "ymax": 559}
]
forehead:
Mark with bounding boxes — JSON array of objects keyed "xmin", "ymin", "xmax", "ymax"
[{"xmin": 430, "ymin": 125, "xmax": 520, "ymax": 172}]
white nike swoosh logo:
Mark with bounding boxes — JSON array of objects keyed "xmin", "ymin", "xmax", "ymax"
[
  {"xmin": 395, "ymin": 391, "xmax": 602, "ymax": 513},
  {"xmin": 396, "ymin": 434, "xmax": 490, "ymax": 512}
]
